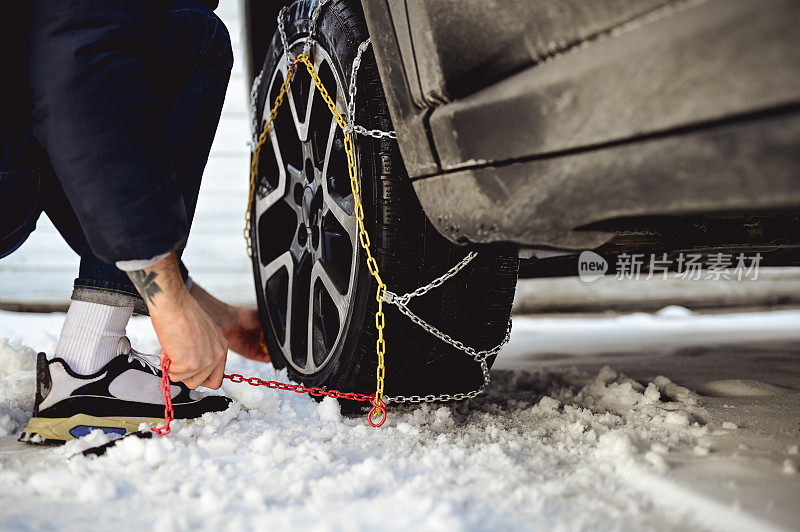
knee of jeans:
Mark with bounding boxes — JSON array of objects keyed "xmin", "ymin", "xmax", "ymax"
[
  {"xmin": 195, "ymin": 7, "xmax": 234, "ymax": 73},
  {"xmin": 169, "ymin": 2, "xmax": 234, "ymax": 74},
  {"xmin": 209, "ymin": 13, "xmax": 234, "ymax": 73}
]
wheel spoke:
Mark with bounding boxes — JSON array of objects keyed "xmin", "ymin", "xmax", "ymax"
[
  {"xmin": 304, "ymin": 294, "xmax": 317, "ymax": 372},
  {"xmin": 255, "ymin": 130, "xmax": 288, "ymax": 220},
  {"xmin": 321, "ymin": 116, "xmax": 357, "ymax": 242},
  {"xmin": 286, "ymin": 163, "xmax": 304, "ymax": 184},
  {"xmin": 312, "ymin": 259, "xmax": 348, "ymax": 314},
  {"xmin": 255, "ymin": 140, "xmax": 287, "ymax": 220},
  {"xmin": 320, "ymin": 115, "xmax": 338, "ymax": 178},
  {"xmin": 287, "ymin": 53, "xmax": 317, "ymax": 142},
  {"xmin": 323, "ymin": 191, "xmax": 357, "ymax": 243},
  {"xmin": 278, "ymin": 53, "xmax": 289, "ymax": 78},
  {"xmin": 259, "ymin": 251, "xmax": 294, "ymax": 360},
  {"xmin": 307, "ymin": 259, "xmax": 347, "ymax": 370}
]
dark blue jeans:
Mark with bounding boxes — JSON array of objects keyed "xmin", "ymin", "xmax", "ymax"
[{"xmin": 0, "ymin": 1, "xmax": 233, "ymax": 314}]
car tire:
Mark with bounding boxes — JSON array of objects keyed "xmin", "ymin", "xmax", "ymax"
[{"xmin": 250, "ymin": 0, "xmax": 518, "ymax": 402}]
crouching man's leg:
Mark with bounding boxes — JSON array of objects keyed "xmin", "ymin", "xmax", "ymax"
[
  {"xmin": 18, "ymin": 1, "xmax": 248, "ymax": 444},
  {"xmin": 19, "ymin": 250, "xmax": 233, "ymax": 445}
]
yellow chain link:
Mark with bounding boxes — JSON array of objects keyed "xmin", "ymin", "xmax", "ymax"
[
  {"xmin": 246, "ymin": 65, "xmax": 297, "ymax": 257},
  {"xmin": 247, "ymin": 55, "xmax": 387, "ymax": 420}
]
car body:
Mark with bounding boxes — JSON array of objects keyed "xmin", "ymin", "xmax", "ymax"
[{"xmin": 241, "ymin": 0, "xmax": 800, "ymax": 276}]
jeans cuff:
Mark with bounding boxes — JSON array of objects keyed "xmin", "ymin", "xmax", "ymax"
[{"xmin": 71, "ymin": 283, "xmax": 148, "ymax": 315}]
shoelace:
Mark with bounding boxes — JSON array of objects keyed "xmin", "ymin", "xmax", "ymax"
[{"xmin": 126, "ymin": 349, "xmax": 160, "ymax": 375}]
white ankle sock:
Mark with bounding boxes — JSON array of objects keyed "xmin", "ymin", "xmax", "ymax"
[{"xmin": 54, "ymin": 300, "xmax": 133, "ymax": 374}]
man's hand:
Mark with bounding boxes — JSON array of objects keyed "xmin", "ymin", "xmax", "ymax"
[
  {"xmin": 127, "ymin": 253, "xmax": 228, "ymax": 389},
  {"xmin": 190, "ymin": 284, "xmax": 270, "ymax": 363}
]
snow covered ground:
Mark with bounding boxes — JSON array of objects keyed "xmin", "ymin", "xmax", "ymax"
[{"xmin": 1, "ymin": 307, "xmax": 799, "ymax": 531}]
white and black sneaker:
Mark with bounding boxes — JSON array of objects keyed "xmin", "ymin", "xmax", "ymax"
[{"xmin": 18, "ymin": 337, "xmax": 231, "ymax": 445}]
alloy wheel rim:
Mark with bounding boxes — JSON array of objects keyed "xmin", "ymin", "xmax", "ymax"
[{"xmin": 253, "ymin": 38, "xmax": 359, "ymax": 375}]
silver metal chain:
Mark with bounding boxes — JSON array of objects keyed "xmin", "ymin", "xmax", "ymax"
[
  {"xmin": 353, "ymin": 125, "xmax": 398, "ymax": 139},
  {"xmin": 346, "ymin": 38, "xmax": 397, "ymax": 138},
  {"xmin": 346, "ymin": 39, "xmax": 370, "ymax": 133},
  {"xmin": 389, "ymin": 304, "xmax": 512, "ymax": 363},
  {"xmin": 384, "ymin": 358, "xmax": 491, "ymax": 404},
  {"xmin": 249, "ymin": 5, "xmax": 289, "ymax": 151},
  {"xmin": 380, "ymin": 251, "xmax": 512, "ymax": 404},
  {"xmin": 302, "ymin": 0, "xmax": 329, "ymax": 58},
  {"xmin": 278, "ymin": 5, "xmax": 291, "ymax": 64},
  {"xmin": 248, "ymin": 68, "xmax": 264, "ymax": 151},
  {"xmin": 250, "ymin": 2, "xmax": 511, "ymax": 406},
  {"xmin": 384, "ymin": 251, "xmax": 477, "ymax": 305}
]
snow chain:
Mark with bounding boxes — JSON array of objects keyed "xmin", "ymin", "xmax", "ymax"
[{"xmin": 163, "ymin": 0, "xmax": 511, "ymax": 433}]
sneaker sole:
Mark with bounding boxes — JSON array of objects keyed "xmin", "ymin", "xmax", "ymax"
[{"xmin": 18, "ymin": 414, "xmax": 166, "ymax": 445}]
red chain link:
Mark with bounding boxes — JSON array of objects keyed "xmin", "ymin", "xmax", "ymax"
[
  {"xmin": 151, "ymin": 354, "xmax": 386, "ymax": 436},
  {"xmin": 151, "ymin": 355, "xmax": 175, "ymax": 436},
  {"xmin": 223, "ymin": 372, "xmax": 376, "ymax": 403},
  {"xmin": 287, "ymin": 56, "xmax": 301, "ymax": 75}
]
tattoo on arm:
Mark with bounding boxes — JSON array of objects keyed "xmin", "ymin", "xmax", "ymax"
[{"xmin": 128, "ymin": 270, "xmax": 163, "ymax": 307}]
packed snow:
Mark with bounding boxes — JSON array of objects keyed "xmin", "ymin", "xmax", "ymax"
[{"xmin": 2, "ymin": 309, "xmax": 799, "ymax": 530}]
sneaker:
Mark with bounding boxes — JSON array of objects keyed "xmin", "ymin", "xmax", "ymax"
[{"xmin": 18, "ymin": 337, "xmax": 231, "ymax": 445}]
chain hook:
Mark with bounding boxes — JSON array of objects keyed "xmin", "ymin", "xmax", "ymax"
[
  {"xmin": 368, "ymin": 397, "xmax": 387, "ymax": 427},
  {"xmin": 288, "ymin": 56, "xmax": 300, "ymax": 76}
]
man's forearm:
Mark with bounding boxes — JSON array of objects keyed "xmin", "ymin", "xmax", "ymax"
[
  {"xmin": 126, "ymin": 252, "xmax": 188, "ymax": 310},
  {"xmin": 189, "ymin": 282, "xmax": 270, "ymax": 362},
  {"xmin": 124, "ymin": 252, "xmax": 229, "ymax": 388},
  {"xmin": 189, "ymin": 283, "xmax": 231, "ymax": 324}
]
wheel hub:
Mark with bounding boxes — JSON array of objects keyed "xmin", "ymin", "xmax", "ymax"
[
  {"xmin": 301, "ymin": 183, "xmax": 315, "ymax": 248},
  {"xmin": 301, "ymin": 186, "xmax": 314, "ymax": 226}
]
